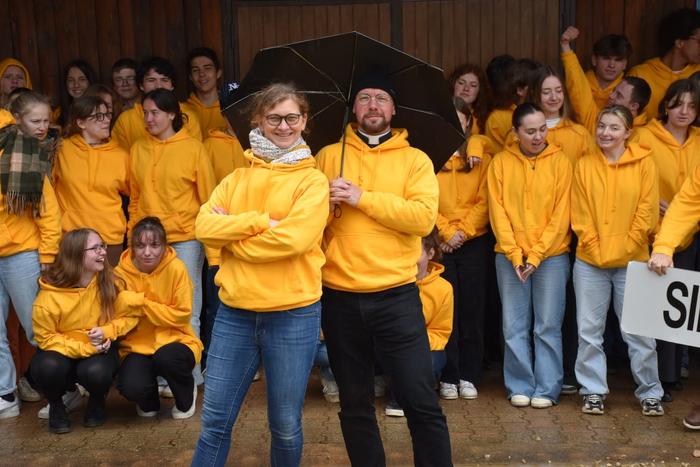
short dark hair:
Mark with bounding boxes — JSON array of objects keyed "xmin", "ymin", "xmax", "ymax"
[
  {"xmin": 512, "ymin": 102, "xmax": 544, "ymax": 129},
  {"xmin": 137, "ymin": 56, "xmax": 177, "ymax": 87},
  {"xmin": 142, "ymin": 88, "xmax": 184, "ymax": 132},
  {"xmin": 111, "ymin": 58, "xmax": 138, "ymax": 74},
  {"xmin": 658, "ymin": 8, "xmax": 700, "ymax": 55},
  {"xmin": 658, "ymin": 79, "xmax": 700, "ymax": 124},
  {"xmin": 623, "ymin": 77, "xmax": 652, "ymax": 113},
  {"xmin": 593, "ymin": 34, "xmax": 633, "ymax": 59},
  {"xmin": 187, "ymin": 47, "xmax": 220, "ymax": 70},
  {"xmin": 486, "ymin": 55, "xmax": 515, "ymax": 109}
]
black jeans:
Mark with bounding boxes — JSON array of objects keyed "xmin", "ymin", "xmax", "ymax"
[
  {"xmin": 441, "ymin": 233, "xmax": 491, "ymax": 385},
  {"xmin": 117, "ymin": 342, "xmax": 195, "ymax": 412},
  {"xmin": 322, "ymin": 283, "xmax": 452, "ymax": 467},
  {"xmin": 30, "ymin": 347, "xmax": 119, "ymax": 403}
]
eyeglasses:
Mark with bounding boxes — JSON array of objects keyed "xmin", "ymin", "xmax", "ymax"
[
  {"xmin": 87, "ymin": 112, "xmax": 112, "ymax": 122},
  {"xmin": 84, "ymin": 243, "xmax": 107, "ymax": 253},
  {"xmin": 265, "ymin": 113, "xmax": 302, "ymax": 127},
  {"xmin": 114, "ymin": 77, "xmax": 136, "ymax": 85},
  {"xmin": 356, "ymin": 93, "xmax": 392, "ymax": 106}
]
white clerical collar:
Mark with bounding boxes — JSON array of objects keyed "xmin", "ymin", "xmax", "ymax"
[{"xmin": 357, "ymin": 128, "xmax": 392, "ymax": 147}]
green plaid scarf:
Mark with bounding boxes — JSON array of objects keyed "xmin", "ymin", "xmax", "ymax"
[{"xmin": 0, "ymin": 125, "xmax": 55, "ymax": 218}]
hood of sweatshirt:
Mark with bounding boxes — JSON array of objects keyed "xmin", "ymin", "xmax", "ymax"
[
  {"xmin": 416, "ymin": 261, "xmax": 445, "ymax": 286},
  {"xmin": 207, "ymin": 128, "xmax": 239, "ymax": 141},
  {"xmin": 117, "ymin": 245, "xmax": 178, "ymax": 278},
  {"xmin": 645, "ymin": 118, "xmax": 700, "ymax": 148},
  {"xmin": 343, "ymin": 124, "xmax": 411, "ymax": 152},
  {"xmin": 0, "ymin": 58, "xmax": 32, "ymax": 90},
  {"xmin": 244, "ymin": 148, "xmax": 317, "ymax": 172},
  {"xmin": 145, "ymin": 127, "xmax": 192, "ymax": 146}
]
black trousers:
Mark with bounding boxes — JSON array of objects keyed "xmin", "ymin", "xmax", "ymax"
[
  {"xmin": 440, "ymin": 233, "xmax": 491, "ymax": 385},
  {"xmin": 30, "ymin": 347, "xmax": 119, "ymax": 403},
  {"xmin": 322, "ymin": 283, "xmax": 452, "ymax": 467},
  {"xmin": 117, "ymin": 342, "xmax": 195, "ymax": 412}
]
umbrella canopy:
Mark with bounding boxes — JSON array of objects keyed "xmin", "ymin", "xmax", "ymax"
[{"xmin": 221, "ymin": 31, "xmax": 464, "ymax": 173}]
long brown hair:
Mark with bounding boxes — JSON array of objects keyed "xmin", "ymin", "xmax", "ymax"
[
  {"xmin": 42, "ymin": 228, "xmax": 121, "ymax": 325},
  {"xmin": 448, "ymin": 63, "xmax": 490, "ymax": 133}
]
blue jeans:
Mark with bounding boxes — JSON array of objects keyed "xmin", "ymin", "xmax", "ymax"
[
  {"xmin": 192, "ymin": 301, "xmax": 320, "ymax": 467},
  {"xmin": 573, "ymin": 259, "xmax": 663, "ymax": 401},
  {"xmin": 314, "ymin": 341, "xmax": 334, "ymax": 382},
  {"xmin": 171, "ymin": 239, "xmax": 204, "ymax": 385},
  {"xmin": 0, "ymin": 250, "xmax": 40, "ymax": 395},
  {"xmin": 495, "ymin": 253, "xmax": 569, "ymax": 402}
]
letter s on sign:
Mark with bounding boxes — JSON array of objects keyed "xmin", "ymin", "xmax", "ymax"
[{"xmin": 664, "ymin": 281, "xmax": 687, "ymax": 329}]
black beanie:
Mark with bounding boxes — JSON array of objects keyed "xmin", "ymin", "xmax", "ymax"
[{"xmin": 350, "ymin": 71, "xmax": 397, "ymax": 104}]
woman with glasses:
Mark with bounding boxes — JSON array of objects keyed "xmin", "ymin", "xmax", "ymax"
[
  {"xmin": 192, "ymin": 83, "xmax": 328, "ymax": 467},
  {"xmin": 53, "ymin": 96, "xmax": 129, "ymax": 267},
  {"xmin": 128, "ymin": 88, "xmax": 216, "ymax": 387},
  {"xmin": 30, "ymin": 229, "xmax": 143, "ymax": 433}
]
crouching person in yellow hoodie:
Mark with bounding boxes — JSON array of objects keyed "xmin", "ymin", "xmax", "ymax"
[
  {"xmin": 488, "ymin": 103, "xmax": 572, "ymax": 409},
  {"xmin": 572, "ymin": 106, "xmax": 664, "ymax": 417},
  {"xmin": 115, "ymin": 217, "xmax": 202, "ymax": 420},
  {"xmin": 385, "ymin": 229, "xmax": 453, "ymax": 417},
  {"xmin": 30, "ymin": 229, "xmax": 144, "ymax": 433},
  {"xmin": 192, "ymin": 83, "xmax": 328, "ymax": 467}
]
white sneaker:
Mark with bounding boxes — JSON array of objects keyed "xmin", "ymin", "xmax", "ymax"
[
  {"xmin": 159, "ymin": 384, "xmax": 174, "ymax": 398},
  {"xmin": 0, "ymin": 396, "xmax": 20, "ymax": 419},
  {"xmin": 136, "ymin": 405, "xmax": 158, "ymax": 417},
  {"xmin": 37, "ymin": 389, "xmax": 83, "ymax": 420},
  {"xmin": 321, "ymin": 378, "xmax": 340, "ymax": 403},
  {"xmin": 18, "ymin": 377, "xmax": 41, "ymax": 402},
  {"xmin": 531, "ymin": 397, "xmax": 553, "ymax": 408},
  {"xmin": 458, "ymin": 380, "xmax": 478, "ymax": 400},
  {"xmin": 510, "ymin": 394, "xmax": 531, "ymax": 407},
  {"xmin": 172, "ymin": 386, "xmax": 197, "ymax": 419},
  {"xmin": 374, "ymin": 376, "xmax": 386, "ymax": 398},
  {"xmin": 439, "ymin": 382, "xmax": 458, "ymax": 400}
]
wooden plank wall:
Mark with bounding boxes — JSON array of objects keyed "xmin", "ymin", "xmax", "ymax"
[
  {"xmin": 0, "ymin": 0, "xmax": 697, "ymax": 102},
  {"xmin": 572, "ymin": 0, "xmax": 696, "ymax": 70}
]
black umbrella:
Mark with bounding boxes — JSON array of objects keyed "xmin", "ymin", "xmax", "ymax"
[{"xmin": 221, "ymin": 31, "xmax": 464, "ymax": 174}]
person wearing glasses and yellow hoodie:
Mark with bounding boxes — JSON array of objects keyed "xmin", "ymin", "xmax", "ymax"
[
  {"xmin": 628, "ymin": 8, "xmax": 700, "ymax": 120},
  {"xmin": 53, "ymin": 96, "xmax": 130, "ymax": 267},
  {"xmin": 192, "ymin": 83, "xmax": 328, "ymax": 467},
  {"xmin": 115, "ymin": 217, "xmax": 202, "ymax": 421},
  {"xmin": 572, "ymin": 105, "xmax": 664, "ymax": 417},
  {"xmin": 488, "ymin": 103, "xmax": 572, "ymax": 410},
  {"xmin": 630, "ymin": 78, "xmax": 700, "ymax": 401},
  {"xmin": 128, "ymin": 89, "xmax": 216, "ymax": 387}
]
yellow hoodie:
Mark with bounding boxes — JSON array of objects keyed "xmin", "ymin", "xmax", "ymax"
[
  {"xmin": 195, "ymin": 150, "xmax": 329, "ymax": 311},
  {"xmin": 185, "ymin": 93, "xmax": 228, "ymax": 138},
  {"xmin": 112, "ymin": 102, "xmax": 203, "ymax": 150},
  {"xmin": 505, "ymin": 118, "xmax": 594, "ymax": 167},
  {"xmin": 628, "ymin": 58, "xmax": 700, "ymax": 120},
  {"xmin": 316, "ymin": 125, "xmax": 439, "ymax": 292},
  {"xmin": 572, "ymin": 144, "xmax": 659, "ymax": 268},
  {"xmin": 32, "ymin": 276, "xmax": 144, "ymax": 359},
  {"xmin": 203, "ymin": 128, "xmax": 247, "ymax": 183},
  {"xmin": 653, "ymin": 164, "xmax": 700, "ymax": 256},
  {"xmin": 0, "ymin": 173, "xmax": 61, "ymax": 263},
  {"xmin": 488, "ymin": 141, "xmax": 572, "ymax": 268},
  {"xmin": 484, "ymin": 106, "xmax": 515, "ymax": 152},
  {"xmin": 0, "ymin": 109, "xmax": 14, "ymax": 128},
  {"xmin": 0, "ymin": 58, "xmax": 33, "ymax": 91},
  {"xmin": 417, "ymin": 262, "xmax": 453, "ymax": 351},
  {"xmin": 115, "ymin": 247, "xmax": 203, "ymax": 361},
  {"xmin": 128, "ymin": 128, "xmax": 218, "ymax": 263},
  {"xmin": 53, "ymin": 135, "xmax": 130, "ymax": 245},
  {"xmin": 436, "ymin": 153, "xmax": 490, "ymax": 243}
]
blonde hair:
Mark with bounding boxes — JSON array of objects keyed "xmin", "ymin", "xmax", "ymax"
[{"xmin": 597, "ymin": 105, "xmax": 633, "ymax": 131}]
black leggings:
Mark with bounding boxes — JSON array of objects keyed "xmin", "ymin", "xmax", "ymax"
[
  {"xmin": 117, "ymin": 342, "xmax": 195, "ymax": 412},
  {"xmin": 30, "ymin": 348, "xmax": 119, "ymax": 403}
]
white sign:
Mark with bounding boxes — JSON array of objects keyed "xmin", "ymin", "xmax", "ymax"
[{"xmin": 622, "ymin": 261, "xmax": 700, "ymax": 348}]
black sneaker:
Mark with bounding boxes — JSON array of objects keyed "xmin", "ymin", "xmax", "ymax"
[
  {"xmin": 582, "ymin": 394, "xmax": 604, "ymax": 415},
  {"xmin": 384, "ymin": 400, "xmax": 405, "ymax": 417},
  {"xmin": 641, "ymin": 398, "xmax": 664, "ymax": 416},
  {"xmin": 48, "ymin": 401, "xmax": 72, "ymax": 434},
  {"xmin": 83, "ymin": 395, "xmax": 106, "ymax": 428}
]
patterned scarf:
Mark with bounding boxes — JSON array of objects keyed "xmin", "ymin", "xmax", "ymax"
[
  {"xmin": 248, "ymin": 127, "xmax": 312, "ymax": 165},
  {"xmin": 0, "ymin": 125, "xmax": 57, "ymax": 218}
]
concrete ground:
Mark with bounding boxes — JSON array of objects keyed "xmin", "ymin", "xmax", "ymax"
[{"xmin": 3, "ymin": 364, "xmax": 700, "ymax": 466}]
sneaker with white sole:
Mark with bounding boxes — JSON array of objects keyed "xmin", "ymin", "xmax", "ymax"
[
  {"xmin": 458, "ymin": 380, "xmax": 478, "ymax": 399},
  {"xmin": 385, "ymin": 400, "xmax": 405, "ymax": 417},
  {"xmin": 560, "ymin": 384, "xmax": 578, "ymax": 395},
  {"xmin": 321, "ymin": 378, "xmax": 340, "ymax": 403},
  {"xmin": 510, "ymin": 394, "xmax": 530, "ymax": 407},
  {"xmin": 582, "ymin": 394, "xmax": 604, "ymax": 414},
  {"xmin": 38, "ymin": 389, "xmax": 83, "ymax": 420},
  {"xmin": 18, "ymin": 377, "xmax": 41, "ymax": 402},
  {"xmin": 531, "ymin": 397, "xmax": 553, "ymax": 408},
  {"xmin": 0, "ymin": 395, "xmax": 20, "ymax": 419},
  {"xmin": 159, "ymin": 384, "xmax": 174, "ymax": 398},
  {"xmin": 136, "ymin": 405, "xmax": 158, "ymax": 417},
  {"xmin": 172, "ymin": 386, "xmax": 197, "ymax": 419},
  {"xmin": 439, "ymin": 382, "xmax": 458, "ymax": 400},
  {"xmin": 641, "ymin": 398, "xmax": 664, "ymax": 416}
]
